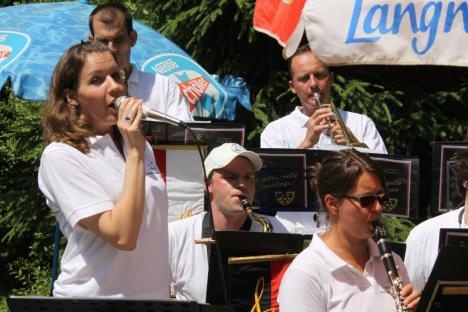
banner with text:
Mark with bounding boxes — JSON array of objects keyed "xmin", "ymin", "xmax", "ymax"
[{"xmin": 284, "ymin": 0, "xmax": 468, "ymax": 67}]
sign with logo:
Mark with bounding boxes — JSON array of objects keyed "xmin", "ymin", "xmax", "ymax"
[
  {"xmin": 371, "ymin": 156, "xmax": 414, "ymax": 218},
  {"xmin": 432, "ymin": 142, "xmax": 467, "ymax": 214},
  {"xmin": 142, "ymin": 54, "xmax": 228, "ymax": 119},
  {"xmin": 0, "ymin": 31, "xmax": 30, "ymax": 82},
  {"xmin": 252, "ymin": 148, "xmax": 419, "ymax": 219},
  {"xmin": 285, "ymin": 0, "xmax": 468, "ymax": 66}
]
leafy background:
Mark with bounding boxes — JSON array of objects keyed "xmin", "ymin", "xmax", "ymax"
[{"xmin": 0, "ymin": 0, "xmax": 467, "ymax": 310}]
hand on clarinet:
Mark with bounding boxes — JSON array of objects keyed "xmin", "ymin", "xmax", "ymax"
[{"xmin": 399, "ymin": 283, "xmax": 420, "ymax": 311}]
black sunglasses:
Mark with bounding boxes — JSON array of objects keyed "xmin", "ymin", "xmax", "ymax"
[{"xmin": 342, "ymin": 192, "xmax": 388, "ymax": 208}]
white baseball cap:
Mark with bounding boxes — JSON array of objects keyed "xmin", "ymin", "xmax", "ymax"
[{"xmin": 204, "ymin": 143, "xmax": 262, "ymax": 177}]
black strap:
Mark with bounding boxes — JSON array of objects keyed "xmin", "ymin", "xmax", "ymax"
[
  {"xmin": 201, "ymin": 212, "xmax": 252, "ymax": 237},
  {"xmin": 202, "ymin": 212, "xmax": 213, "ymax": 238},
  {"xmin": 239, "ymin": 216, "xmax": 253, "ymax": 231},
  {"xmin": 458, "ymin": 208, "xmax": 464, "ymax": 227}
]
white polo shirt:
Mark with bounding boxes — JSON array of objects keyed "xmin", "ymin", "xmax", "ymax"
[
  {"xmin": 128, "ymin": 64, "xmax": 194, "ymax": 121},
  {"xmin": 169, "ymin": 211, "xmax": 287, "ymax": 303},
  {"xmin": 38, "ymin": 134, "xmax": 170, "ymax": 299},
  {"xmin": 278, "ymin": 232, "xmax": 409, "ymax": 312},
  {"xmin": 260, "ymin": 106, "xmax": 387, "ymax": 154},
  {"xmin": 404, "ymin": 207, "xmax": 466, "ymax": 292}
]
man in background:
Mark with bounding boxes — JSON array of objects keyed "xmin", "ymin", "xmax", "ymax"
[
  {"xmin": 89, "ymin": 3, "xmax": 193, "ymax": 121},
  {"xmin": 260, "ymin": 44, "xmax": 386, "ymax": 153},
  {"xmin": 260, "ymin": 44, "xmax": 387, "ymax": 234},
  {"xmin": 405, "ymin": 148, "xmax": 468, "ymax": 292}
]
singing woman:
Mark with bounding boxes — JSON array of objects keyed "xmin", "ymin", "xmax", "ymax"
[
  {"xmin": 38, "ymin": 41, "xmax": 170, "ymax": 298},
  {"xmin": 278, "ymin": 150, "xmax": 420, "ymax": 311}
]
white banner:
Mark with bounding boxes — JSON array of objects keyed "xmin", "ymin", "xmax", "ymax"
[
  {"xmin": 153, "ymin": 146, "xmax": 205, "ymax": 222},
  {"xmin": 284, "ymin": 0, "xmax": 468, "ymax": 67}
]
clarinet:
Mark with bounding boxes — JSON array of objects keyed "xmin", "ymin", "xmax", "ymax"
[{"xmin": 373, "ymin": 222, "xmax": 410, "ymax": 312}]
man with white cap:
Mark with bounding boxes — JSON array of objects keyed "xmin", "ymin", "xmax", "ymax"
[{"xmin": 168, "ymin": 143, "xmax": 286, "ymax": 303}]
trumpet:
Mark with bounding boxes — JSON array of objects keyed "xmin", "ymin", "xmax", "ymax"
[
  {"xmin": 240, "ymin": 197, "xmax": 273, "ymax": 233},
  {"xmin": 313, "ymin": 92, "xmax": 368, "ymax": 148}
]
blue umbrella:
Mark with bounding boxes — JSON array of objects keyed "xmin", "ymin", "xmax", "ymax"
[{"xmin": 0, "ymin": 1, "xmax": 250, "ymax": 120}]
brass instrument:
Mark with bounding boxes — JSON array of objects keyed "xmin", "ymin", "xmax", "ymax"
[
  {"xmin": 313, "ymin": 92, "xmax": 368, "ymax": 148},
  {"xmin": 240, "ymin": 197, "xmax": 273, "ymax": 233},
  {"xmin": 373, "ymin": 222, "xmax": 411, "ymax": 312}
]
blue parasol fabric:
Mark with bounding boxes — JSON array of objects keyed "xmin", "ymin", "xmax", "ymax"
[{"xmin": 0, "ymin": 1, "xmax": 250, "ymax": 120}]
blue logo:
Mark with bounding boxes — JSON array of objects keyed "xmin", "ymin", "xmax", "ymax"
[
  {"xmin": 0, "ymin": 31, "xmax": 30, "ymax": 71},
  {"xmin": 345, "ymin": 0, "xmax": 468, "ymax": 55}
]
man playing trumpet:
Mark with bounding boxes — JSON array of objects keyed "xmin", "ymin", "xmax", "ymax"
[{"xmin": 260, "ymin": 44, "xmax": 387, "ymax": 154}]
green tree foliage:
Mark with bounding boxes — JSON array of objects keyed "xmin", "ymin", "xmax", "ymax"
[
  {"xmin": 0, "ymin": 82, "xmax": 54, "ymax": 310},
  {"xmin": 126, "ymin": 0, "xmax": 467, "ymax": 149}
]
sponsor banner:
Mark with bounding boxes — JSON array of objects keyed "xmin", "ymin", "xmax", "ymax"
[
  {"xmin": 285, "ymin": 0, "xmax": 468, "ymax": 66},
  {"xmin": 0, "ymin": 31, "xmax": 30, "ymax": 91},
  {"xmin": 142, "ymin": 54, "xmax": 230, "ymax": 120}
]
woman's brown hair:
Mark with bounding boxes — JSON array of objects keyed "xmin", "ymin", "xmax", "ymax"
[
  {"xmin": 43, "ymin": 41, "xmax": 119, "ymax": 153},
  {"xmin": 315, "ymin": 149, "xmax": 385, "ymax": 208}
]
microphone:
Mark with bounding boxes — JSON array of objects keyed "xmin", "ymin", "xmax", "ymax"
[{"xmin": 113, "ymin": 96, "xmax": 187, "ymax": 128}]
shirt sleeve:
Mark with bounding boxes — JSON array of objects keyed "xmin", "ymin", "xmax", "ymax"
[
  {"xmin": 260, "ymin": 123, "xmax": 285, "ymax": 148},
  {"xmin": 278, "ymin": 267, "xmax": 327, "ymax": 312},
  {"xmin": 404, "ymin": 229, "xmax": 426, "ymax": 292},
  {"xmin": 38, "ymin": 147, "xmax": 114, "ymax": 231},
  {"xmin": 362, "ymin": 116, "xmax": 388, "ymax": 154}
]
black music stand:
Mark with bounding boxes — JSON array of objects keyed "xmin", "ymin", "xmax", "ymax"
[
  {"xmin": 416, "ymin": 246, "xmax": 468, "ymax": 311},
  {"xmin": 7, "ymin": 296, "xmax": 235, "ymax": 312},
  {"xmin": 206, "ymin": 231, "xmax": 305, "ymax": 311},
  {"xmin": 438, "ymin": 228, "xmax": 468, "ymax": 250}
]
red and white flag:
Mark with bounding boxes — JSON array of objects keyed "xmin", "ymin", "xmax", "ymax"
[{"xmin": 253, "ymin": 0, "xmax": 306, "ymax": 47}]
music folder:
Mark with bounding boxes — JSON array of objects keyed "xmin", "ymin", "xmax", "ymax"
[
  {"xmin": 7, "ymin": 296, "xmax": 235, "ymax": 312},
  {"xmin": 416, "ymin": 246, "xmax": 468, "ymax": 311},
  {"xmin": 206, "ymin": 231, "xmax": 306, "ymax": 311},
  {"xmin": 438, "ymin": 228, "xmax": 468, "ymax": 250}
]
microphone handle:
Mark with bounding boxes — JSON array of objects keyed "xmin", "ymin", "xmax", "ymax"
[{"xmin": 113, "ymin": 96, "xmax": 187, "ymax": 128}]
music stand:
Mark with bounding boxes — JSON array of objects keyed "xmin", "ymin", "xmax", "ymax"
[
  {"xmin": 438, "ymin": 228, "xmax": 468, "ymax": 250},
  {"xmin": 7, "ymin": 296, "xmax": 235, "ymax": 312},
  {"xmin": 416, "ymin": 246, "xmax": 468, "ymax": 311},
  {"xmin": 206, "ymin": 231, "xmax": 305, "ymax": 311}
]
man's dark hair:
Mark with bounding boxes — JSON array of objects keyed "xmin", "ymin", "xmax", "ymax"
[
  {"xmin": 89, "ymin": 3, "xmax": 133, "ymax": 36},
  {"xmin": 287, "ymin": 44, "xmax": 330, "ymax": 79},
  {"xmin": 315, "ymin": 149, "xmax": 385, "ymax": 209}
]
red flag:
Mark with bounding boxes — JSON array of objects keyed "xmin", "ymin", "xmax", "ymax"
[{"xmin": 253, "ymin": 0, "xmax": 306, "ymax": 47}]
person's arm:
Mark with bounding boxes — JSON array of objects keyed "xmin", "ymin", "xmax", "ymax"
[
  {"xmin": 79, "ymin": 97, "xmax": 147, "ymax": 250},
  {"xmin": 404, "ymin": 230, "xmax": 426, "ymax": 293},
  {"xmin": 361, "ymin": 116, "xmax": 388, "ymax": 154}
]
